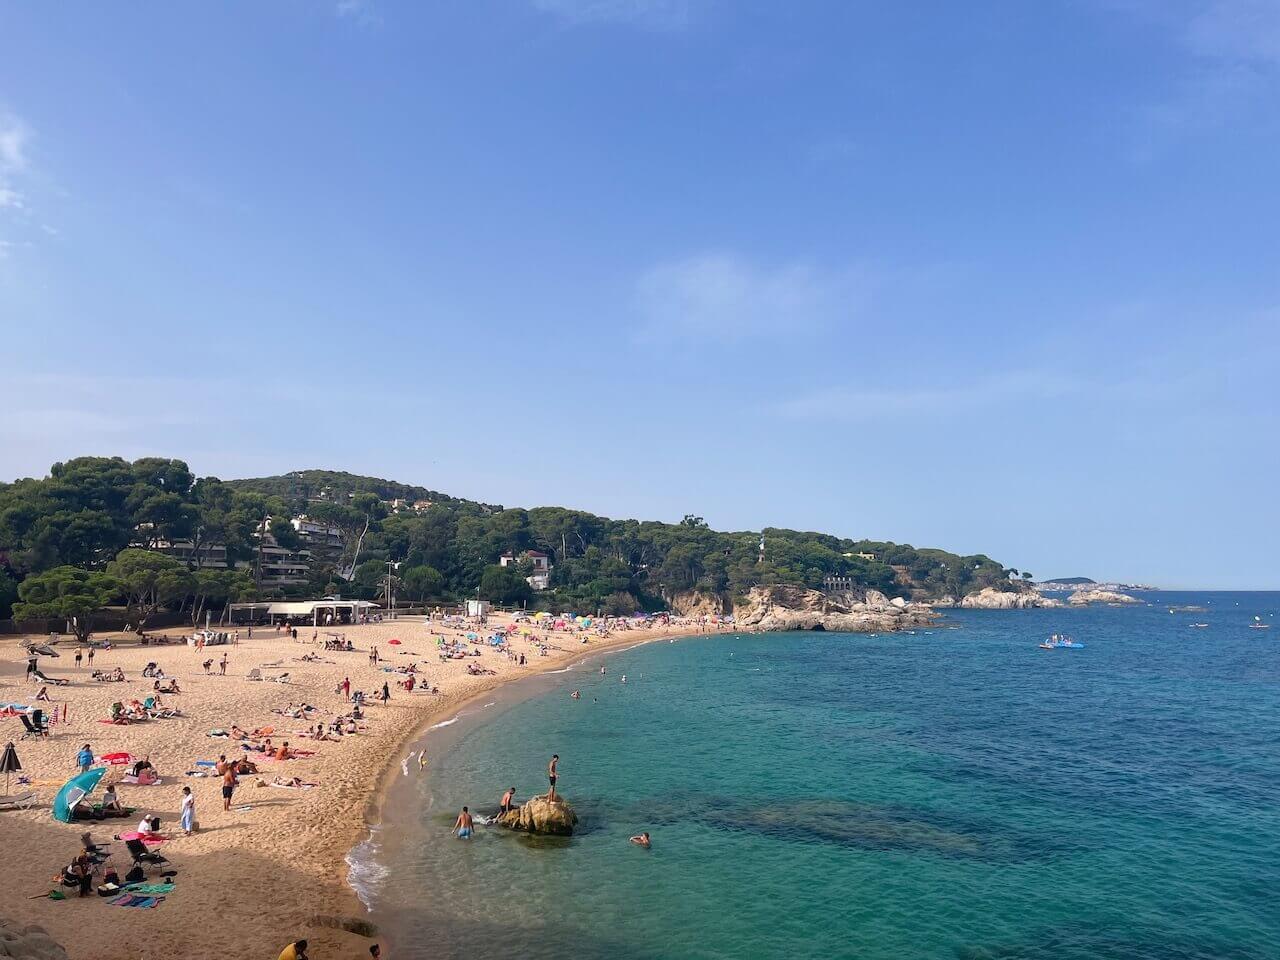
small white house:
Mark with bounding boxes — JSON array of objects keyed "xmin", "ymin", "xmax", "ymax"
[
  {"xmin": 499, "ymin": 550, "xmax": 552, "ymax": 591},
  {"xmin": 466, "ymin": 600, "xmax": 492, "ymax": 617}
]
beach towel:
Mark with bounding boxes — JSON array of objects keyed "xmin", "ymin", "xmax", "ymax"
[
  {"xmin": 109, "ymin": 894, "xmax": 163, "ymax": 908},
  {"xmin": 123, "ymin": 882, "xmax": 175, "ymax": 894}
]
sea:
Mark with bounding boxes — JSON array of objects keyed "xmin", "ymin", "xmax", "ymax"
[{"xmin": 349, "ymin": 592, "xmax": 1280, "ymax": 959}]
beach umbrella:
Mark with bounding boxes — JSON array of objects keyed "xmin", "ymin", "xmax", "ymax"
[
  {"xmin": 1, "ymin": 742, "xmax": 20, "ymax": 796},
  {"xmin": 53, "ymin": 767, "xmax": 106, "ymax": 823},
  {"xmin": 21, "ymin": 641, "xmax": 59, "ymax": 658}
]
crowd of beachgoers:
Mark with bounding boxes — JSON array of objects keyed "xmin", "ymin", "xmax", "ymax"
[{"xmin": 0, "ymin": 609, "xmax": 726, "ymax": 959}]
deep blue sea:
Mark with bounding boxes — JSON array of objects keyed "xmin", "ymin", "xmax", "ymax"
[{"xmin": 355, "ymin": 592, "xmax": 1280, "ymax": 959}]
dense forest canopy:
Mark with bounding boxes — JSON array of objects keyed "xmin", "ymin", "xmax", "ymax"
[{"xmin": 0, "ymin": 457, "xmax": 1019, "ymax": 625}]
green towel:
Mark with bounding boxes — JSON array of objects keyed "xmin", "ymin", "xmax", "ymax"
[{"xmin": 123, "ymin": 882, "xmax": 175, "ymax": 894}]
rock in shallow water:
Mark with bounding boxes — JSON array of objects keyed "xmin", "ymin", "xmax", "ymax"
[{"xmin": 496, "ymin": 796, "xmax": 578, "ymax": 835}]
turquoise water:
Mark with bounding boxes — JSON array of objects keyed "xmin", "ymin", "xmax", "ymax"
[{"xmin": 361, "ymin": 593, "xmax": 1280, "ymax": 959}]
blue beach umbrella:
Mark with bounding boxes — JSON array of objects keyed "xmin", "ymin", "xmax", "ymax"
[{"xmin": 52, "ymin": 767, "xmax": 105, "ymax": 823}]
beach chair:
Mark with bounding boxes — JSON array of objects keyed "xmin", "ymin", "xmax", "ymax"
[
  {"xmin": 245, "ymin": 668, "xmax": 262, "ymax": 681},
  {"xmin": 267, "ymin": 672, "xmax": 290, "ymax": 684},
  {"xmin": 32, "ymin": 669, "xmax": 69, "ymax": 686},
  {"xmin": 124, "ymin": 838, "xmax": 169, "ymax": 868},
  {"xmin": 0, "ymin": 791, "xmax": 36, "ymax": 811},
  {"xmin": 19, "ymin": 710, "xmax": 49, "ymax": 739}
]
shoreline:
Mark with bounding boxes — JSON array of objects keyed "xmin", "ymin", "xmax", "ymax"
[{"xmin": 0, "ymin": 615, "xmax": 722, "ymax": 960}]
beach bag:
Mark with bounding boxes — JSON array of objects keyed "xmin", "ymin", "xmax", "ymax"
[{"xmin": 125, "ymin": 866, "xmax": 145, "ymax": 884}]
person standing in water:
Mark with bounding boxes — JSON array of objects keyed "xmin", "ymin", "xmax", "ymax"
[
  {"xmin": 547, "ymin": 754, "xmax": 559, "ymax": 801},
  {"xmin": 453, "ymin": 806, "xmax": 474, "ymax": 839}
]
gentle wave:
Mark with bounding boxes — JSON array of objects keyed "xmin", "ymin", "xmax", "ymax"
[{"xmin": 345, "ymin": 826, "xmax": 388, "ymax": 910}]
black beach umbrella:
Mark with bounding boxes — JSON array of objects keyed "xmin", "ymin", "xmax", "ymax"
[{"xmin": 0, "ymin": 741, "xmax": 21, "ymax": 796}]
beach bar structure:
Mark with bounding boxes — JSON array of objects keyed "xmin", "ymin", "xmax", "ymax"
[{"xmin": 228, "ymin": 598, "xmax": 378, "ymax": 626}]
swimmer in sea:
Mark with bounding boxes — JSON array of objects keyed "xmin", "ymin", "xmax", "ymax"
[
  {"xmin": 630, "ymin": 832, "xmax": 651, "ymax": 848},
  {"xmin": 620, "ymin": 674, "xmax": 626, "ymax": 683},
  {"xmin": 600, "ymin": 665, "xmax": 606, "ymax": 675},
  {"xmin": 418, "ymin": 749, "xmax": 428, "ymax": 771},
  {"xmin": 571, "ymin": 690, "xmax": 580, "ymax": 699},
  {"xmin": 453, "ymin": 806, "xmax": 474, "ymax": 839}
]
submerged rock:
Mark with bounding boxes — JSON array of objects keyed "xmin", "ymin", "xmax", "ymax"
[{"xmin": 496, "ymin": 795, "xmax": 578, "ymax": 836}]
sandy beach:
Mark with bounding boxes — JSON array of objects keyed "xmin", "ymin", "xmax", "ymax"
[{"xmin": 0, "ymin": 614, "xmax": 710, "ymax": 959}]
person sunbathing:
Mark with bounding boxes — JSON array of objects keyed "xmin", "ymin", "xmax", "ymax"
[
  {"xmin": 272, "ymin": 776, "xmax": 309, "ymax": 788},
  {"xmin": 275, "ymin": 742, "xmax": 293, "ymax": 760},
  {"xmin": 235, "ymin": 758, "xmax": 259, "ymax": 775},
  {"xmin": 98, "ymin": 784, "xmax": 122, "ymax": 813},
  {"xmin": 35, "ymin": 685, "xmax": 51, "ymax": 701},
  {"xmin": 230, "ymin": 724, "xmax": 248, "ymax": 740}
]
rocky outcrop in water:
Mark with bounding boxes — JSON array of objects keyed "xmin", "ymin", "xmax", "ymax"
[
  {"xmin": 496, "ymin": 795, "xmax": 578, "ymax": 835},
  {"xmin": 1068, "ymin": 589, "xmax": 1140, "ymax": 605},
  {"xmin": 733, "ymin": 585, "xmax": 935, "ymax": 633},
  {"xmin": 958, "ymin": 587, "xmax": 1062, "ymax": 609},
  {"xmin": 0, "ymin": 922, "xmax": 67, "ymax": 960}
]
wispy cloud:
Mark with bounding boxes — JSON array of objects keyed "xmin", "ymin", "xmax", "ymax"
[
  {"xmin": 634, "ymin": 252, "xmax": 872, "ymax": 343},
  {"xmin": 532, "ymin": 0, "xmax": 695, "ymax": 30},
  {"xmin": 775, "ymin": 372, "xmax": 1086, "ymax": 423},
  {"xmin": 1121, "ymin": 0, "xmax": 1280, "ymax": 160},
  {"xmin": 0, "ymin": 113, "xmax": 28, "ymax": 172},
  {"xmin": 0, "ymin": 111, "xmax": 30, "ymax": 214},
  {"xmin": 335, "ymin": 0, "xmax": 382, "ymax": 27},
  {"xmin": 1186, "ymin": 0, "xmax": 1280, "ymax": 64}
]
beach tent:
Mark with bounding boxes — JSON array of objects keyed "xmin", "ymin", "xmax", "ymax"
[{"xmin": 53, "ymin": 767, "xmax": 106, "ymax": 823}]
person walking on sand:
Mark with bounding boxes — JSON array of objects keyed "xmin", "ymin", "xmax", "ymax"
[
  {"xmin": 180, "ymin": 785, "xmax": 196, "ymax": 835},
  {"xmin": 219, "ymin": 653, "xmax": 227, "ymax": 676},
  {"xmin": 342, "ymin": 677, "xmax": 351, "ymax": 700},
  {"xmin": 453, "ymin": 806, "xmax": 474, "ymax": 839},
  {"xmin": 76, "ymin": 744, "xmax": 93, "ymax": 773},
  {"xmin": 381, "ymin": 682, "xmax": 391, "ymax": 705},
  {"xmin": 87, "ymin": 647, "xmax": 95, "ymax": 667},
  {"xmin": 547, "ymin": 755, "xmax": 559, "ymax": 801},
  {"xmin": 222, "ymin": 764, "xmax": 237, "ymax": 811},
  {"xmin": 74, "ymin": 647, "xmax": 83, "ymax": 669}
]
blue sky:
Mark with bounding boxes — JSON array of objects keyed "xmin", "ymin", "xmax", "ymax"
[{"xmin": 1, "ymin": 1, "xmax": 1277, "ymax": 588}]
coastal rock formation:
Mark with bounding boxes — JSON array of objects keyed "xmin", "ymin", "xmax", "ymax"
[
  {"xmin": 958, "ymin": 587, "xmax": 1063, "ymax": 610},
  {"xmin": 496, "ymin": 795, "xmax": 578, "ymax": 835},
  {"xmin": 1068, "ymin": 589, "xmax": 1141, "ymax": 605},
  {"xmin": 668, "ymin": 590, "xmax": 727, "ymax": 617},
  {"xmin": 0, "ymin": 922, "xmax": 68, "ymax": 960},
  {"xmin": 733, "ymin": 585, "xmax": 935, "ymax": 633}
]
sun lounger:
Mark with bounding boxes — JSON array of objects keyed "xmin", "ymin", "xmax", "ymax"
[
  {"xmin": 124, "ymin": 838, "xmax": 169, "ymax": 867},
  {"xmin": 0, "ymin": 792, "xmax": 36, "ymax": 810},
  {"xmin": 32, "ymin": 670, "xmax": 69, "ymax": 686}
]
